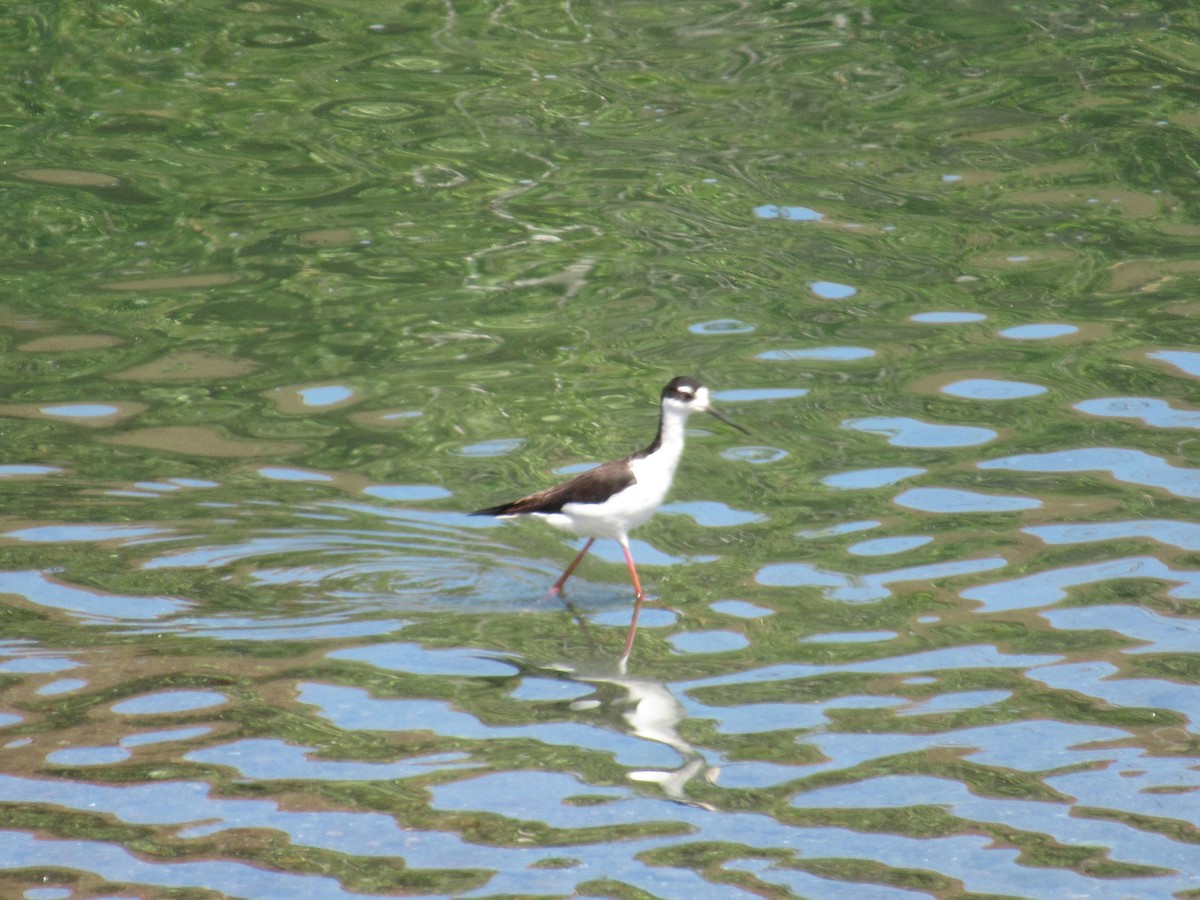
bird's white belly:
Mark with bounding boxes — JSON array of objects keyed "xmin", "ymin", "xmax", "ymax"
[
  {"xmin": 539, "ymin": 475, "xmax": 671, "ymax": 541},
  {"xmin": 523, "ymin": 444, "xmax": 683, "ymax": 541}
]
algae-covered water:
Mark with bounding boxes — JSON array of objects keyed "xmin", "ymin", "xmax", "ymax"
[{"xmin": 3, "ymin": 2, "xmax": 1200, "ymax": 897}]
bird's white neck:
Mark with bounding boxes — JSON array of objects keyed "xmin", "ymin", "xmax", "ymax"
[
  {"xmin": 640, "ymin": 401, "xmax": 691, "ymax": 465},
  {"xmin": 624, "ymin": 402, "xmax": 690, "ymax": 506}
]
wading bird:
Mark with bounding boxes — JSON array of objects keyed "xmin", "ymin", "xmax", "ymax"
[{"xmin": 472, "ymin": 376, "xmax": 748, "ymax": 665}]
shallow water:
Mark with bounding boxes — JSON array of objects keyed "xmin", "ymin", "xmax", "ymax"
[{"xmin": 3, "ymin": 2, "xmax": 1200, "ymax": 897}]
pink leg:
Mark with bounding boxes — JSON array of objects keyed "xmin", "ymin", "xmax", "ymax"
[
  {"xmin": 618, "ymin": 537, "xmax": 646, "ymax": 666},
  {"xmin": 548, "ymin": 538, "xmax": 595, "ymax": 596}
]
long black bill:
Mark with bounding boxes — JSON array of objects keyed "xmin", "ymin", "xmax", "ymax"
[{"xmin": 706, "ymin": 406, "xmax": 751, "ymax": 436}]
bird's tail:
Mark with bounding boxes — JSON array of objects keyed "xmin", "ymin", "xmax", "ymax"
[{"xmin": 471, "ymin": 502, "xmax": 517, "ymax": 517}]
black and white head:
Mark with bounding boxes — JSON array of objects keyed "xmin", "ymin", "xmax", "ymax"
[
  {"xmin": 662, "ymin": 375, "xmax": 710, "ymax": 414},
  {"xmin": 661, "ymin": 375, "xmax": 749, "ymax": 433}
]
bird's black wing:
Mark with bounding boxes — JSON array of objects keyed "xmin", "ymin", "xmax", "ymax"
[{"xmin": 472, "ymin": 457, "xmax": 636, "ymax": 516}]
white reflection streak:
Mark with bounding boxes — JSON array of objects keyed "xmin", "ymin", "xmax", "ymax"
[{"xmin": 577, "ymin": 667, "xmax": 719, "ymax": 809}]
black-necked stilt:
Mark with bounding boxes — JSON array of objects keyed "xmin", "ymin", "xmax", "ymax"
[{"xmin": 472, "ymin": 375, "xmax": 748, "ymax": 664}]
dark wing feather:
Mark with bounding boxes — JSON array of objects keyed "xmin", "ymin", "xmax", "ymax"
[{"xmin": 472, "ymin": 458, "xmax": 636, "ymax": 516}]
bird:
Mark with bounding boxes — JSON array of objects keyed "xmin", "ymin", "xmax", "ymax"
[{"xmin": 472, "ymin": 375, "xmax": 748, "ymax": 665}]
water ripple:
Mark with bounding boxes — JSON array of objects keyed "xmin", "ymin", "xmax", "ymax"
[
  {"xmin": 1043, "ymin": 604, "xmax": 1200, "ymax": 654},
  {"xmin": 980, "ymin": 447, "xmax": 1200, "ymax": 498},
  {"xmin": 756, "ymin": 557, "xmax": 1007, "ymax": 602},
  {"xmin": 1075, "ymin": 396, "xmax": 1200, "ymax": 429},
  {"xmin": 894, "ymin": 487, "xmax": 1040, "ymax": 513},
  {"xmin": 1027, "ymin": 519, "xmax": 1200, "ymax": 550},
  {"xmin": 0, "ymin": 831, "xmax": 364, "ymax": 899},
  {"xmin": 2, "ymin": 5, "xmax": 1197, "ymax": 897},
  {"xmin": 299, "ymin": 682, "xmax": 681, "ymax": 768},
  {"xmin": 961, "ymin": 556, "xmax": 1200, "ymax": 612},
  {"xmin": 846, "ymin": 416, "xmax": 997, "ymax": 448}
]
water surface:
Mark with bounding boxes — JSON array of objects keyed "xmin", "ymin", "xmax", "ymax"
[{"xmin": 2, "ymin": 2, "xmax": 1200, "ymax": 897}]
